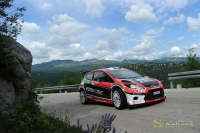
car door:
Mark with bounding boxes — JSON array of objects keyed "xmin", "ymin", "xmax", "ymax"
[
  {"xmin": 93, "ymin": 71, "xmax": 113, "ymax": 99},
  {"xmin": 83, "ymin": 72, "xmax": 95, "ymax": 97}
]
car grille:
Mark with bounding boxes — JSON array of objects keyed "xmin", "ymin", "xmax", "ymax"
[{"xmin": 144, "ymin": 89, "xmax": 164, "ymax": 100}]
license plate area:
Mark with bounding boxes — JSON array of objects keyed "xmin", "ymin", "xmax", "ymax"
[{"xmin": 153, "ymin": 91, "xmax": 160, "ymax": 95}]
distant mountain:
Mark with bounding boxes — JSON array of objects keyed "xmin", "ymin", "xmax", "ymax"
[
  {"xmin": 31, "ymin": 57, "xmax": 191, "ymax": 72},
  {"xmin": 32, "ymin": 59, "xmax": 125, "ymax": 72}
]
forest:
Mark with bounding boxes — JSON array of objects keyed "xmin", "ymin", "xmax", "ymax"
[{"xmin": 31, "ymin": 62, "xmax": 185, "ymax": 90}]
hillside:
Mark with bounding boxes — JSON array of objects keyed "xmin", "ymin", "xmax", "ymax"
[
  {"xmin": 31, "ymin": 57, "xmax": 188, "ymax": 72},
  {"xmin": 32, "ymin": 62, "xmax": 185, "ymax": 88},
  {"xmin": 124, "ymin": 62, "xmax": 184, "ymax": 88}
]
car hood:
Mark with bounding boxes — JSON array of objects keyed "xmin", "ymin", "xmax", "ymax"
[{"xmin": 122, "ymin": 77, "xmax": 159, "ymax": 87}]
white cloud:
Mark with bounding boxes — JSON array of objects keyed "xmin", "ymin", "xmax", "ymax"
[
  {"xmin": 49, "ymin": 22, "xmax": 88, "ymax": 36},
  {"xmin": 119, "ymin": 27, "xmax": 130, "ymax": 34},
  {"xmin": 95, "ymin": 40, "xmax": 109, "ymax": 50},
  {"xmin": 133, "ymin": 39, "xmax": 155, "ymax": 52},
  {"xmin": 155, "ymin": 51, "xmax": 168, "ymax": 58},
  {"xmin": 114, "ymin": 39, "xmax": 156, "ymax": 60},
  {"xmin": 85, "ymin": 50, "xmax": 110, "ymax": 59},
  {"xmin": 116, "ymin": 0, "xmax": 188, "ymax": 13},
  {"xmin": 163, "ymin": 14, "xmax": 185, "ymax": 25},
  {"xmin": 52, "ymin": 14, "xmax": 76, "ymax": 23},
  {"xmin": 96, "ymin": 27, "xmax": 125, "ymax": 50},
  {"xmin": 168, "ymin": 40, "xmax": 176, "ymax": 45},
  {"xmin": 47, "ymin": 14, "xmax": 88, "ymax": 48},
  {"xmin": 146, "ymin": 27, "xmax": 165, "ymax": 36},
  {"xmin": 187, "ymin": 13, "xmax": 200, "ymax": 32},
  {"xmin": 162, "ymin": 0, "xmax": 188, "ymax": 10},
  {"xmin": 184, "ymin": 43, "xmax": 200, "ymax": 50},
  {"xmin": 27, "ymin": 41, "xmax": 50, "ymax": 59},
  {"xmin": 184, "ymin": 43, "xmax": 200, "ymax": 56},
  {"xmin": 177, "ymin": 36, "xmax": 185, "ymax": 41},
  {"xmin": 129, "ymin": 34, "xmax": 135, "ymax": 39},
  {"xmin": 170, "ymin": 46, "xmax": 182, "ymax": 56},
  {"xmin": 21, "ymin": 22, "xmax": 43, "ymax": 41},
  {"xmin": 82, "ymin": 0, "xmax": 105, "ymax": 17},
  {"xmin": 39, "ymin": 3, "xmax": 52, "ymax": 10},
  {"xmin": 125, "ymin": 3, "xmax": 157, "ymax": 22},
  {"xmin": 59, "ymin": 44, "xmax": 84, "ymax": 57},
  {"xmin": 153, "ymin": 46, "xmax": 183, "ymax": 58},
  {"xmin": 153, "ymin": 0, "xmax": 188, "ymax": 13}
]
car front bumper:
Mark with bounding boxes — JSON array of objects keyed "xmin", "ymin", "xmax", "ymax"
[{"xmin": 126, "ymin": 92, "xmax": 166, "ymax": 106}]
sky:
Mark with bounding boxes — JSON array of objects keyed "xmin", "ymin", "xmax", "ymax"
[{"xmin": 13, "ymin": 0, "xmax": 200, "ymax": 65}]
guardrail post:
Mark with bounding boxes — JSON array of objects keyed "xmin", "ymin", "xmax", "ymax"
[
  {"xmin": 59, "ymin": 89, "xmax": 61, "ymax": 93},
  {"xmin": 170, "ymin": 81, "xmax": 173, "ymax": 89}
]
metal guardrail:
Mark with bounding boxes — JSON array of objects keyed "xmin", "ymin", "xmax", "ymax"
[
  {"xmin": 34, "ymin": 84, "xmax": 80, "ymax": 94},
  {"xmin": 168, "ymin": 70, "xmax": 200, "ymax": 89}
]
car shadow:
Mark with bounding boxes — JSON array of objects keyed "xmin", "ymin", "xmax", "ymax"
[
  {"xmin": 87, "ymin": 99, "xmax": 165, "ymax": 110},
  {"xmin": 88, "ymin": 101, "xmax": 115, "ymax": 108}
]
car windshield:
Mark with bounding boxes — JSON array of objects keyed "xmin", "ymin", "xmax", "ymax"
[{"xmin": 109, "ymin": 69, "xmax": 142, "ymax": 79}]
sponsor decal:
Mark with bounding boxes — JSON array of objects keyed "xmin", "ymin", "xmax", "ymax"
[
  {"xmin": 138, "ymin": 90, "xmax": 145, "ymax": 93},
  {"xmin": 83, "ymin": 78, "xmax": 90, "ymax": 84},
  {"xmin": 137, "ymin": 78, "xmax": 154, "ymax": 83},
  {"xmin": 153, "ymin": 119, "xmax": 193, "ymax": 128},
  {"xmin": 86, "ymin": 87, "xmax": 103, "ymax": 95},
  {"xmin": 151, "ymin": 84, "xmax": 159, "ymax": 88}
]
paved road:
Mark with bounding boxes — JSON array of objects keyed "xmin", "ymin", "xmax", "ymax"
[{"xmin": 39, "ymin": 88, "xmax": 200, "ymax": 133}]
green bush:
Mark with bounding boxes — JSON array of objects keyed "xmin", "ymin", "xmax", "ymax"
[
  {"xmin": 177, "ymin": 48, "xmax": 200, "ymax": 88},
  {"xmin": 0, "ymin": 90, "xmax": 125, "ymax": 133},
  {"xmin": 0, "ymin": 90, "xmax": 71, "ymax": 133}
]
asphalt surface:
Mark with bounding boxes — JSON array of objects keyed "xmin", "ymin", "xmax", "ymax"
[{"xmin": 39, "ymin": 88, "xmax": 200, "ymax": 133}]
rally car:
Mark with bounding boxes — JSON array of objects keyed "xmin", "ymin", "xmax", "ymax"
[{"xmin": 79, "ymin": 67, "xmax": 166, "ymax": 109}]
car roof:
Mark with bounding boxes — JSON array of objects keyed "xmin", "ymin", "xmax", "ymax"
[{"xmin": 95, "ymin": 67, "xmax": 127, "ymax": 72}]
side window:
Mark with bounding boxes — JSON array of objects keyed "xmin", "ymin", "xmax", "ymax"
[
  {"xmin": 94, "ymin": 71, "xmax": 113, "ymax": 83},
  {"xmin": 85, "ymin": 72, "xmax": 93, "ymax": 80}
]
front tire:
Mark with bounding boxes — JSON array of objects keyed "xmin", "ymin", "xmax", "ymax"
[
  {"xmin": 112, "ymin": 89, "xmax": 127, "ymax": 109},
  {"xmin": 80, "ymin": 90, "xmax": 89, "ymax": 104}
]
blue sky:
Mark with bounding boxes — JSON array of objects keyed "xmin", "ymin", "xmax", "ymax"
[{"xmin": 14, "ymin": 0, "xmax": 200, "ymax": 64}]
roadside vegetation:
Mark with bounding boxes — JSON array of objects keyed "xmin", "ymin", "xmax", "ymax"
[
  {"xmin": 0, "ymin": 0, "xmax": 124, "ymax": 133},
  {"xmin": 174, "ymin": 48, "xmax": 200, "ymax": 88},
  {"xmin": 0, "ymin": 90, "xmax": 121, "ymax": 133}
]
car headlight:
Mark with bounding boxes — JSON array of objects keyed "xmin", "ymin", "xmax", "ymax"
[{"xmin": 125, "ymin": 84, "xmax": 144, "ymax": 89}]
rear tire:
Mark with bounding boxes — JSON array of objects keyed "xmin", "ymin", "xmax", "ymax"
[
  {"xmin": 80, "ymin": 89, "xmax": 89, "ymax": 104},
  {"xmin": 112, "ymin": 89, "xmax": 127, "ymax": 110}
]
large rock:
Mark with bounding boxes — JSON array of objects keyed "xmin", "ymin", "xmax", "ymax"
[
  {"xmin": 0, "ymin": 79, "xmax": 15, "ymax": 114},
  {"xmin": 0, "ymin": 36, "xmax": 32, "ymax": 113}
]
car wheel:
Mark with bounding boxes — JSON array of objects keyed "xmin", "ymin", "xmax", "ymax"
[
  {"xmin": 80, "ymin": 90, "xmax": 89, "ymax": 104},
  {"xmin": 113, "ymin": 89, "xmax": 127, "ymax": 109}
]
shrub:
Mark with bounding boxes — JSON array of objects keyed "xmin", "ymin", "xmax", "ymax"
[
  {"xmin": 0, "ymin": 90, "xmax": 126, "ymax": 133},
  {"xmin": 176, "ymin": 48, "xmax": 200, "ymax": 88}
]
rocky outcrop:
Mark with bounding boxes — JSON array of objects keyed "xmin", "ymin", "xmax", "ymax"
[{"xmin": 0, "ymin": 36, "xmax": 32, "ymax": 113}]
